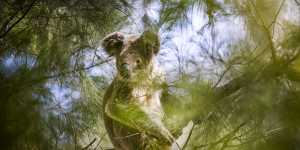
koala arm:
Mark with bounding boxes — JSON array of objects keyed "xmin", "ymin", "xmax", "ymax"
[{"xmin": 105, "ymin": 99, "xmax": 175, "ymax": 143}]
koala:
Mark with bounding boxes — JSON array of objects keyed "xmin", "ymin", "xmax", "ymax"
[{"xmin": 102, "ymin": 31, "xmax": 193, "ymax": 150}]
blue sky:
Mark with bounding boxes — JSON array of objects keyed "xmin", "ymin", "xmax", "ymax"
[
  {"xmin": 36, "ymin": 0, "xmax": 300, "ymax": 109},
  {"xmin": 87, "ymin": 0, "xmax": 246, "ymax": 81}
]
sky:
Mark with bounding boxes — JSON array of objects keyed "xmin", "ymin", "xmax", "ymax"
[
  {"xmin": 29, "ymin": 0, "xmax": 300, "ymax": 109},
  {"xmin": 86, "ymin": 0, "xmax": 247, "ymax": 83},
  {"xmin": 2, "ymin": 0, "xmax": 298, "ymax": 109}
]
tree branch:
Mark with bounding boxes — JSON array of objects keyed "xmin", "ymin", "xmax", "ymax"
[
  {"xmin": 0, "ymin": 0, "xmax": 38, "ymax": 39},
  {"xmin": 82, "ymin": 138, "xmax": 97, "ymax": 150}
]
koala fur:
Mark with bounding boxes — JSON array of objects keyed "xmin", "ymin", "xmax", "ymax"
[{"xmin": 101, "ymin": 31, "xmax": 193, "ymax": 150}]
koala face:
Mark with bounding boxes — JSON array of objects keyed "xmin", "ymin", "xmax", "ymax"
[{"xmin": 102, "ymin": 31, "xmax": 160, "ymax": 79}]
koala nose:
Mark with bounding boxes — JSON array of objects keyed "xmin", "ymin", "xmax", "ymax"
[{"xmin": 120, "ymin": 63, "xmax": 130, "ymax": 78}]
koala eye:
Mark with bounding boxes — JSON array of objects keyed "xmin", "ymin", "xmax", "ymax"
[{"xmin": 136, "ymin": 59, "xmax": 141, "ymax": 64}]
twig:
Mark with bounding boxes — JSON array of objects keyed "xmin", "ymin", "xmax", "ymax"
[
  {"xmin": 0, "ymin": 0, "xmax": 39, "ymax": 39},
  {"xmin": 94, "ymin": 132, "xmax": 108, "ymax": 150},
  {"xmin": 248, "ymin": 0, "xmax": 277, "ymax": 61},
  {"xmin": 181, "ymin": 122, "xmax": 195, "ymax": 149},
  {"xmin": 2, "ymin": 58, "xmax": 112, "ymax": 101},
  {"xmin": 82, "ymin": 138, "xmax": 97, "ymax": 150},
  {"xmin": 213, "ymin": 65, "xmax": 232, "ymax": 89},
  {"xmin": 195, "ymin": 122, "xmax": 247, "ymax": 149},
  {"xmin": 113, "ymin": 133, "xmax": 140, "ymax": 140}
]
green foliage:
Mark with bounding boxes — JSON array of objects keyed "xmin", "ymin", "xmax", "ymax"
[
  {"xmin": 0, "ymin": 0, "xmax": 129, "ymax": 149},
  {"xmin": 159, "ymin": 0, "xmax": 225, "ymax": 29},
  {"xmin": 156, "ymin": 0, "xmax": 300, "ymax": 149},
  {"xmin": 1, "ymin": 0, "xmax": 300, "ymax": 149}
]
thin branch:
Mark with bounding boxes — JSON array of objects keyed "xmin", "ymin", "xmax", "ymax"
[
  {"xmin": 82, "ymin": 138, "xmax": 97, "ymax": 150},
  {"xmin": 213, "ymin": 65, "xmax": 232, "ymax": 89},
  {"xmin": 113, "ymin": 133, "xmax": 140, "ymax": 140},
  {"xmin": 35, "ymin": 58, "xmax": 113, "ymax": 83},
  {"xmin": 268, "ymin": 0, "xmax": 286, "ymax": 29},
  {"xmin": 2, "ymin": 58, "xmax": 112, "ymax": 100},
  {"xmin": 0, "ymin": 8, "xmax": 21, "ymax": 35},
  {"xmin": 0, "ymin": 0, "xmax": 39, "ymax": 39},
  {"xmin": 195, "ymin": 122, "xmax": 247, "ymax": 149},
  {"xmin": 248, "ymin": 0, "xmax": 285, "ymax": 62},
  {"xmin": 181, "ymin": 122, "xmax": 195, "ymax": 149},
  {"xmin": 94, "ymin": 132, "xmax": 107, "ymax": 150}
]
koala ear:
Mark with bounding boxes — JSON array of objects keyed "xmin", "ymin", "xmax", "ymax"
[
  {"xmin": 140, "ymin": 30, "xmax": 160, "ymax": 55},
  {"xmin": 102, "ymin": 32, "xmax": 124, "ymax": 56}
]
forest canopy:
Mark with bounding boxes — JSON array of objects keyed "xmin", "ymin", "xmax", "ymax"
[{"xmin": 0, "ymin": 0, "xmax": 300, "ymax": 149}]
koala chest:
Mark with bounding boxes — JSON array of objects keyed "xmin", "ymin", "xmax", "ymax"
[{"xmin": 131, "ymin": 87, "xmax": 164, "ymax": 118}]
